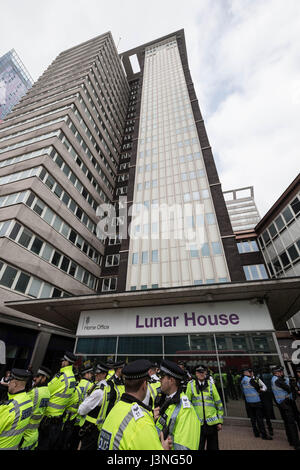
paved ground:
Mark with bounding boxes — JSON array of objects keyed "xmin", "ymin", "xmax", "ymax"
[{"xmin": 219, "ymin": 424, "xmax": 292, "ymax": 450}]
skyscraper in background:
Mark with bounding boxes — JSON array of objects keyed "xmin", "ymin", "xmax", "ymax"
[{"xmin": 0, "ymin": 49, "xmax": 33, "ymax": 121}]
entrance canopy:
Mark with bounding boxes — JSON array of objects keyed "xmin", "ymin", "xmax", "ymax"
[{"xmin": 5, "ymin": 277, "xmax": 300, "ymax": 333}]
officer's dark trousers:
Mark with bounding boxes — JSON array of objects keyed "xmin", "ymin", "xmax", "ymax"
[
  {"xmin": 37, "ymin": 417, "xmax": 63, "ymax": 450},
  {"xmin": 199, "ymin": 424, "xmax": 219, "ymax": 450},
  {"xmin": 79, "ymin": 424, "xmax": 99, "ymax": 451},
  {"xmin": 278, "ymin": 400, "xmax": 300, "ymax": 448},
  {"xmin": 247, "ymin": 403, "xmax": 268, "ymax": 437}
]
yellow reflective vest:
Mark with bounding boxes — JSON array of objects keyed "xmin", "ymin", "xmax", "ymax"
[
  {"xmin": 186, "ymin": 379, "xmax": 224, "ymax": 425},
  {"xmin": 64, "ymin": 378, "xmax": 94, "ymax": 424},
  {"xmin": 147, "ymin": 381, "xmax": 161, "ymax": 409},
  {"xmin": 45, "ymin": 365, "xmax": 76, "ymax": 417},
  {"xmin": 0, "ymin": 390, "xmax": 33, "ymax": 450},
  {"xmin": 98, "ymin": 396, "xmax": 164, "ymax": 450},
  {"xmin": 155, "ymin": 391, "xmax": 200, "ymax": 450},
  {"xmin": 21, "ymin": 385, "xmax": 50, "ymax": 450}
]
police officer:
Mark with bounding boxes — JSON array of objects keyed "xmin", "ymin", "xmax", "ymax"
[
  {"xmin": 20, "ymin": 365, "xmax": 51, "ymax": 450},
  {"xmin": 240, "ymin": 367, "xmax": 272, "ymax": 440},
  {"xmin": 0, "ymin": 369, "xmax": 33, "ymax": 450},
  {"xmin": 143, "ymin": 363, "xmax": 161, "ymax": 409},
  {"xmin": 271, "ymin": 365, "xmax": 300, "ymax": 450},
  {"xmin": 60, "ymin": 363, "xmax": 94, "ymax": 450},
  {"xmin": 98, "ymin": 359, "xmax": 172, "ymax": 450},
  {"xmin": 154, "ymin": 359, "xmax": 200, "ymax": 450},
  {"xmin": 77, "ymin": 362, "xmax": 111, "ymax": 450},
  {"xmin": 178, "ymin": 360, "xmax": 192, "ymax": 392},
  {"xmin": 186, "ymin": 364, "xmax": 223, "ymax": 450},
  {"xmin": 106, "ymin": 361, "xmax": 125, "ymax": 412},
  {"xmin": 37, "ymin": 351, "xmax": 77, "ymax": 450}
]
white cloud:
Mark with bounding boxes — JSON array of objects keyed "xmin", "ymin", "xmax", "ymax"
[{"xmin": 0, "ymin": 0, "xmax": 299, "ymax": 217}]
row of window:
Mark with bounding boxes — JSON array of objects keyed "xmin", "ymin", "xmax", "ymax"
[
  {"xmin": 80, "ymin": 85, "xmax": 122, "ymax": 150},
  {"xmin": 0, "ymin": 104, "xmax": 71, "ymax": 138},
  {"xmin": 267, "ymin": 238, "xmax": 300, "ymax": 277},
  {"xmin": 0, "ymin": 166, "xmax": 40, "ymax": 186},
  {"xmin": 237, "ymin": 240, "xmax": 259, "ymax": 254},
  {"xmin": 59, "ymin": 134, "xmax": 111, "ymax": 204},
  {"xmin": 74, "ymin": 97, "xmax": 119, "ymax": 157},
  {"xmin": 49, "ymin": 148, "xmax": 99, "ymax": 211},
  {"xmin": 71, "ymin": 101, "xmax": 118, "ymax": 168},
  {"xmin": 38, "ymin": 167, "xmax": 97, "ymax": 234},
  {"xmin": 243, "ymin": 264, "xmax": 268, "ymax": 281},
  {"xmin": 76, "ymin": 331, "xmax": 276, "ymax": 356},
  {"xmin": 129, "ymin": 278, "xmax": 229, "ymax": 291},
  {"xmin": 25, "ymin": 191, "xmax": 102, "ymax": 263},
  {"xmin": 0, "ymin": 130, "xmax": 60, "ymax": 155},
  {"xmin": 0, "ymin": 220, "xmax": 98, "ymax": 290},
  {"xmin": 0, "ymin": 116, "xmax": 67, "ymax": 144},
  {"xmin": 66, "ymin": 119, "xmax": 116, "ymax": 186},
  {"xmin": 86, "ymin": 75, "xmax": 123, "ymax": 147},
  {"xmin": 258, "ymin": 195, "xmax": 300, "ymax": 248},
  {"xmin": 0, "ymin": 259, "xmax": 70, "ymax": 299},
  {"xmin": 0, "ymin": 146, "xmax": 51, "ymax": 169}
]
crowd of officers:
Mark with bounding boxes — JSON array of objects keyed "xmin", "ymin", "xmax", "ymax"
[{"xmin": 0, "ymin": 351, "xmax": 300, "ymax": 451}]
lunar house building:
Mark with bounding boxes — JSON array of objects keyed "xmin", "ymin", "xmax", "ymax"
[{"xmin": 4, "ymin": 31, "xmax": 300, "ymax": 420}]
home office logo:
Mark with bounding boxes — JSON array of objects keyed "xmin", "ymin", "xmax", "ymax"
[{"xmin": 82, "ymin": 316, "xmax": 109, "ymax": 331}]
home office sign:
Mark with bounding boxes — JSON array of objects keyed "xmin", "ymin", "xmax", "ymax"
[{"xmin": 77, "ymin": 300, "xmax": 274, "ymax": 336}]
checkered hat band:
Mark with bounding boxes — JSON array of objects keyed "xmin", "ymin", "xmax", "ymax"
[
  {"xmin": 37, "ymin": 369, "xmax": 51, "ymax": 379},
  {"xmin": 160, "ymin": 365, "xmax": 182, "ymax": 380},
  {"xmin": 123, "ymin": 373, "xmax": 148, "ymax": 380}
]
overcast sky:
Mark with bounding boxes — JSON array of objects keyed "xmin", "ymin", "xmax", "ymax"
[{"xmin": 1, "ymin": 0, "xmax": 299, "ymax": 216}]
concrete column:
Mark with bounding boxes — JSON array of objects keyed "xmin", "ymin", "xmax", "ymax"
[{"xmin": 29, "ymin": 332, "xmax": 51, "ymax": 374}]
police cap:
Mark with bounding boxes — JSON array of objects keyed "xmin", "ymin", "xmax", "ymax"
[
  {"xmin": 36, "ymin": 366, "xmax": 52, "ymax": 379},
  {"xmin": 122, "ymin": 360, "xmax": 152, "ymax": 380},
  {"xmin": 160, "ymin": 359, "xmax": 185, "ymax": 380},
  {"xmin": 95, "ymin": 362, "xmax": 110, "ymax": 374},
  {"xmin": 196, "ymin": 364, "xmax": 207, "ymax": 373},
  {"xmin": 11, "ymin": 369, "xmax": 32, "ymax": 381},
  {"xmin": 271, "ymin": 365, "xmax": 284, "ymax": 373},
  {"xmin": 81, "ymin": 364, "xmax": 94, "ymax": 375},
  {"xmin": 61, "ymin": 351, "xmax": 77, "ymax": 364},
  {"xmin": 114, "ymin": 361, "xmax": 125, "ymax": 369},
  {"xmin": 241, "ymin": 367, "xmax": 253, "ymax": 374}
]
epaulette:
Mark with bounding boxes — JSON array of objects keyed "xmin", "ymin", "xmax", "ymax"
[{"xmin": 0, "ymin": 399, "xmax": 12, "ymax": 406}]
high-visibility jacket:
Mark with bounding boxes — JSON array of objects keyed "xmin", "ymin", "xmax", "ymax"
[
  {"xmin": 155, "ymin": 392, "xmax": 200, "ymax": 450},
  {"xmin": 98, "ymin": 395, "xmax": 164, "ymax": 450},
  {"xmin": 106, "ymin": 370, "xmax": 115, "ymax": 381},
  {"xmin": 21, "ymin": 385, "xmax": 50, "ymax": 450},
  {"xmin": 107, "ymin": 375, "xmax": 125, "ymax": 407},
  {"xmin": 64, "ymin": 378, "xmax": 94, "ymax": 424},
  {"xmin": 147, "ymin": 381, "xmax": 161, "ymax": 409},
  {"xmin": 186, "ymin": 379, "xmax": 224, "ymax": 426},
  {"xmin": 84, "ymin": 383, "xmax": 111, "ymax": 432},
  {"xmin": 0, "ymin": 390, "xmax": 33, "ymax": 450},
  {"xmin": 271, "ymin": 376, "xmax": 293, "ymax": 404},
  {"xmin": 241, "ymin": 376, "xmax": 261, "ymax": 404},
  {"xmin": 45, "ymin": 365, "xmax": 76, "ymax": 417}
]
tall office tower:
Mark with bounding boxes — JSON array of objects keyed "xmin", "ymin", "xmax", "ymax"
[
  {"xmin": 0, "ymin": 49, "xmax": 33, "ymax": 121},
  {"xmin": 0, "ymin": 32, "xmax": 130, "ymax": 327},
  {"xmin": 102, "ymin": 30, "xmax": 245, "ymax": 293},
  {"xmin": 223, "ymin": 186, "xmax": 261, "ymax": 233}
]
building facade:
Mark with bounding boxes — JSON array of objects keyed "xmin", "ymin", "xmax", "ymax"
[
  {"xmin": 1, "ymin": 31, "xmax": 300, "ymax": 421},
  {"xmin": 0, "ymin": 49, "xmax": 33, "ymax": 122}
]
